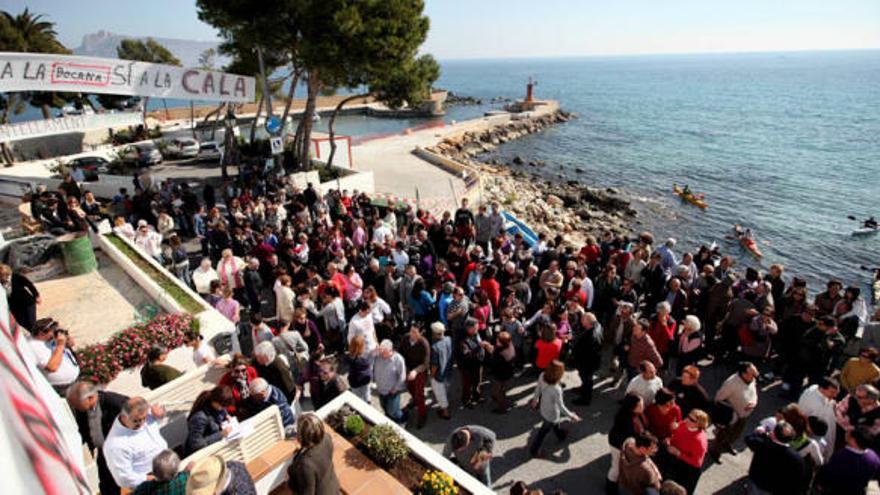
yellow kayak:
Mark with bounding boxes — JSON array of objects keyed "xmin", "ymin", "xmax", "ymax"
[{"xmin": 673, "ymin": 185, "xmax": 708, "ymax": 209}]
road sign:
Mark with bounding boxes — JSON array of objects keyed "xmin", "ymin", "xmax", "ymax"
[
  {"xmin": 265, "ymin": 116, "xmax": 282, "ymax": 135},
  {"xmin": 270, "ymin": 136, "xmax": 284, "ymax": 155}
]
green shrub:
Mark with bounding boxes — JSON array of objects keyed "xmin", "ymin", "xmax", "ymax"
[
  {"xmin": 344, "ymin": 414, "xmax": 365, "ymax": 437},
  {"xmin": 363, "ymin": 424, "xmax": 408, "ymax": 467}
]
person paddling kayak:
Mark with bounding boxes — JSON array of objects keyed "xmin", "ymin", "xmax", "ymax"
[{"xmin": 733, "ymin": 224, "xmax": 762, "ymax": 259}]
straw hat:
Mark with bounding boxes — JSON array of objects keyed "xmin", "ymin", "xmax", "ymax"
[{"xmin": 186, "ymin": 455, "xmax": 227, "ymax": 495}]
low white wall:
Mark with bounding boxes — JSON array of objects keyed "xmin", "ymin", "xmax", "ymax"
[
  {"xmin": 93, "ymin": 233, "xmax": 236, "ymax": 396},
  {"xmin": 412, "ymin": 146, "xmax": 475, "ymax": 178},
  {"xmin": 288, "ymin": 168, "xmax": 375, "ymax": 195},
  {"xmin": 287, "ymin": 170, "xmax": 321, "ymax": 189},
  {"xmin": 316, "ymin": 391, "xmax": 495, "ymax": 495},
  {"xmin": 318, "ymin": 170, "xmax": 375, "ymax": 195}
]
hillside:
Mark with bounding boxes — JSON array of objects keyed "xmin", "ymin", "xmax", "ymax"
[{"xmin": 72, "ymin": 30, "xmax": 226, "ymax": 68}]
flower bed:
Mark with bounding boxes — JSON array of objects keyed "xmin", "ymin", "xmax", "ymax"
[
  {"xmin": 105, "ymin": 233, "xmax": 205, "ymax": 314},
  {"xmin": 325, "ymin": 405, "xmax": 471, "ymax": 495},
  {"xmin": 77, "ymin": 313, "xmax": 198, "ymax": 383}
]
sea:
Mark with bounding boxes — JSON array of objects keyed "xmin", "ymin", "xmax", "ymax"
[
  {"xmin": 12, "ymin": 50, "xmax": 880, "ymax": 293},
  {"xmin": 351, "ymin": 50, "xmax": 880, "ymax": 295}
]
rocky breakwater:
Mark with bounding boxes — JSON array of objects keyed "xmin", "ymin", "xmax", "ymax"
[
  {"xmin": 424, "ymin": 109, "xmax": 637, "ymax": 245},
  {"xmin": 423, "ymin": 109, "xmax": 575, "ymax": 167},
  {"xmin": 482, "ymin": 169, "xmax": 637, "ymax": 244}
]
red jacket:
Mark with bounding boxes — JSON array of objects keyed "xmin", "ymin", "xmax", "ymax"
[
  {"xmin": 646, "ymin": 403, "xmax": 682, "ymax": 440},
  {"xmin": 669, "ymin": 425, "xmax": 708, "ymax": 469},
  {"xmin": 219, "ymin": 366, "xmax": 258, "ymax": 418},
  {"xmin": 648, "ymin": 316, "xmax": 677, "ymax": 356},
  {"xmin": 480, "ymin": 278, "xmax": 501, "ymax": 310},
  {"xmin": 535, "ymin": 338, "xmax": 562, "ymax": 370}
]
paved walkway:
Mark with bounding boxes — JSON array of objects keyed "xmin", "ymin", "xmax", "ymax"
[
  {"xmin": 303, "ymin": 355, "xmax": 841, "ymax": 495},
  {"xmin": 36, "ymin": 251, "xmax": 158, "ymax": 345},
  {"xmin": 351, "ymin": 101, "xmax": 560, "ymax": 210}
]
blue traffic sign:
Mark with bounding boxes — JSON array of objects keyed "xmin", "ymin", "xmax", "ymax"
[{"xmin": 265, "ymin": 116, "xmax": 282, "ymax": 135}]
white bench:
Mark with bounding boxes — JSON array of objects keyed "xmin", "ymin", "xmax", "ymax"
[
  {"xmin": 179, "ymin": 405, "xmax": 297, "ymax": 494},
  {"xmin": 142, "ymin": 358, "xmax": 228, "ymax": 450}
]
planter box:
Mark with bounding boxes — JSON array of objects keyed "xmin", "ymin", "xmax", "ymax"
[
  {"xmin": 315, "ymin": 391, "xmax": 494, "ymax": 495},
  {"xmin": 93, "ymin": 232, "xmax": 237, "ymax": 395}
]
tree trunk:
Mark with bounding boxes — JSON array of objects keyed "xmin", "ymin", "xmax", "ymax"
[
  {"xmin": 209, "ymin": 103, "xmax": 226, "ymax": 140},
  {"xmin": 250, "ymin": 93, "xmax": 264, "ymax": 144},
  {"xmin": 190, "ymin": 101, "xmax": 196, "ymax": 139},
  {"xmin": 325, "ymin": 93, "xmax": 365, "ymax": 169},
  {"xmin": 141, "ymin": 97, "xmax": 150, "ymax": 128},
  {"xmin": 201, "ymin": 103, "xmax": 225, "ymax": 126},
  {"xmin": 1, "ymin": 142, "xmax": 14, "ymax": 165},
  {"xmin": 279, "ymin": 70, "xmax": 301, "ymax": 135},
  {"xmin": 299, "ymin": 70, "xmax": 320, "ymax": 170},
  {"xmin": 41, "ymin": 104, "xmax": 51, "ymax": 119},
  {"xmin": 221, "ymin": 107, "xmax": 238, "ymax": 180}
]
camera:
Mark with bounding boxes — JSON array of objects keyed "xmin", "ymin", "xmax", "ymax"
[{"xmin": 54, "ymin": 328, "xmax": 69, "ymax": 338}]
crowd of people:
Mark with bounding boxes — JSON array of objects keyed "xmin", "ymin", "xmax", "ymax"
[{"xmin": 8, "ymin": 162, "xmax": 880, "ymax": 495}]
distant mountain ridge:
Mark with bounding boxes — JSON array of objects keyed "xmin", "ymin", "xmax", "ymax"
[{"xmin": 72, "ymin": 30, "xmax": 227, "ymax": 68}]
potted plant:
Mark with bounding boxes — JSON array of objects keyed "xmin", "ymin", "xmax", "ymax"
[
  {"xmin": 363, "ymin": 424, "xmax": 408, "ymax": 468},
  {"xmin": 343, "ymin": 414, "xmax": 365, "ymax": 437},
  {"xmin": 419, "ymin": 470, "xmax": 458, "ymax": 495}
]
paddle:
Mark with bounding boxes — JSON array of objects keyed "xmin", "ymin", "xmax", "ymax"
[{"xmin": 847, "ymin": 215, "xmax": 858, "ymax": 221}]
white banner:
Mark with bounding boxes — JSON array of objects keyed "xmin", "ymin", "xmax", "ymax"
[
  {"xmin": 0, "ymin": 52, "xmax": 255, "ymax": 103},
  {"xmin": 0, "ymin": 111, "xmax": 144, "ymax": 142}
]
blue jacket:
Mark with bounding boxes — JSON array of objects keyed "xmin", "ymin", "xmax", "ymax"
[
  {"xmin": 185, "ymin": 407, "xmax": 229, "ymax": 455},
  {"xmin": 438, "ymin": 294, "xmax": 453, "ymax": 326},
  {"xmin": 248, "ymin": 385, "xmax": 295, "ymax": 428}
]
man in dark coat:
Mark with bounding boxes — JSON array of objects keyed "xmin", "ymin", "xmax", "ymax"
[
  {"xmin": 66, "ymin": 381, "xmax": 129, "ymax": 495},
  {"xmin": 573, "ymin": 312, "xmax": 603, "ymax": 405},
  {"xmin": 1, "ymin": 264, "xmax": 40, "ymax": 331}
]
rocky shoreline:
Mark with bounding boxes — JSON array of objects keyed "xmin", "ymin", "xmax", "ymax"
[{"xmin": 424, "ymin": 109, "xmax": 638, "ymax": 244}]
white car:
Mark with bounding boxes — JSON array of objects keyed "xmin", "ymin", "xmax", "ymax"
[
  {"xmin": 198, "ymin": 141, "xmax": 223, "ymax": 162},
  {"xmin": 166, "ymin": 138, "xmax": 200, "ymax": 158}
]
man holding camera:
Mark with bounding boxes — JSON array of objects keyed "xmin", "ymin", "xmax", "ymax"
[{"xmin": 27, "ymin": 318, "xmax": 80, "ymax": 395}]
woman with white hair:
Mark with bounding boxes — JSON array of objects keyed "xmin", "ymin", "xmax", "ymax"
[
  {"xmin": 676, "ymin": 315, "xmax": 703, "ymax": 375},
  {"xmin": 648, "ymin": 301, "xmax": 677, "ymax": 369},
  {"xmin": 216, "ymin": 248, "xmax": 246, "ymax": 296}
]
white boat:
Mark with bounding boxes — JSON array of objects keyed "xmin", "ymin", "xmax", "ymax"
[{"xmin": 852, "ymin": 226, "xmax": 880, "ymax": 236}]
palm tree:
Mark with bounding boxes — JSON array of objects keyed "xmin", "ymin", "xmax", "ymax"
[
  {"xmin": 0, "ymin": 8, "xmax": 71, "ymax": 118},
  {"xmin": 1, "ymin": 8, "xmax": 65, "ymax": 52}
]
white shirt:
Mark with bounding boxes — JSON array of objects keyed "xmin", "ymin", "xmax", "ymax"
[
  {"xmin": 103, "ymin": 415, "xmax": 168, "ymax": 488},
  {"xmin": 369, "ymin": 297, "xmax": 392, "ymax": 324},
  {"xmin": 625, "ymin": 375, "xmax": 663, "ymax": 405},
  {"xmin": 28, "ymin": 338, "xmax": 80, "ymax": 385},
  {"xmin": 798, "ymin": 384, "xmax": 837, "ymax": 459},
  {"xmin": 134, "ymin": 229, "xmax": 163, "ymax": 258},
  {"xmin": 275, "ymin": 285, "xmax": 296, "ymax": 323},
  {"xmin": 348, "ymin": 312, "xmax": 378, "ymax": 353},
  {"xmin": 372, "ymin": 225, "xmax": 392, "ymax": 246},
  {"xmin": 192, "ymin": 342, "xmax": 217, "ymax": 366},
  {"xmin": 715, "ymin": 373, "xmax": 758, "ymax": 419},
  {"xmin": 192, "ymin": 267, "xmax": 219, "ymax": 294}
]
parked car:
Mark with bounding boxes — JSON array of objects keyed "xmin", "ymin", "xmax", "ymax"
[
  {"xmin": 65, "ymin": 156, "xmax": 111, "ymax": 181},
  {"xmin": 198, "ymin": 141, "xmax": 223, "ymax": 162},
  {"xmin": 122, "ymin": 142, "xmax": 163, "ymax": 167},
  {"xmin": 166, "ymin": 138, "xmax": 200, "ymax": 158},
  {"xmin": 67, "ymin": 156, "xmax": 110, "ymax": 174}
]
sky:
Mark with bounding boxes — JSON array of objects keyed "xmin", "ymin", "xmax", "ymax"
[{"xmin": 3, "ymin": 0, "xmax": 880, "ymax": 59}]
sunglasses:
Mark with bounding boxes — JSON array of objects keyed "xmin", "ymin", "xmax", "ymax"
[{"xmin": 232, "ymin": 368, "xmax": 248, "ymax": 374}]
